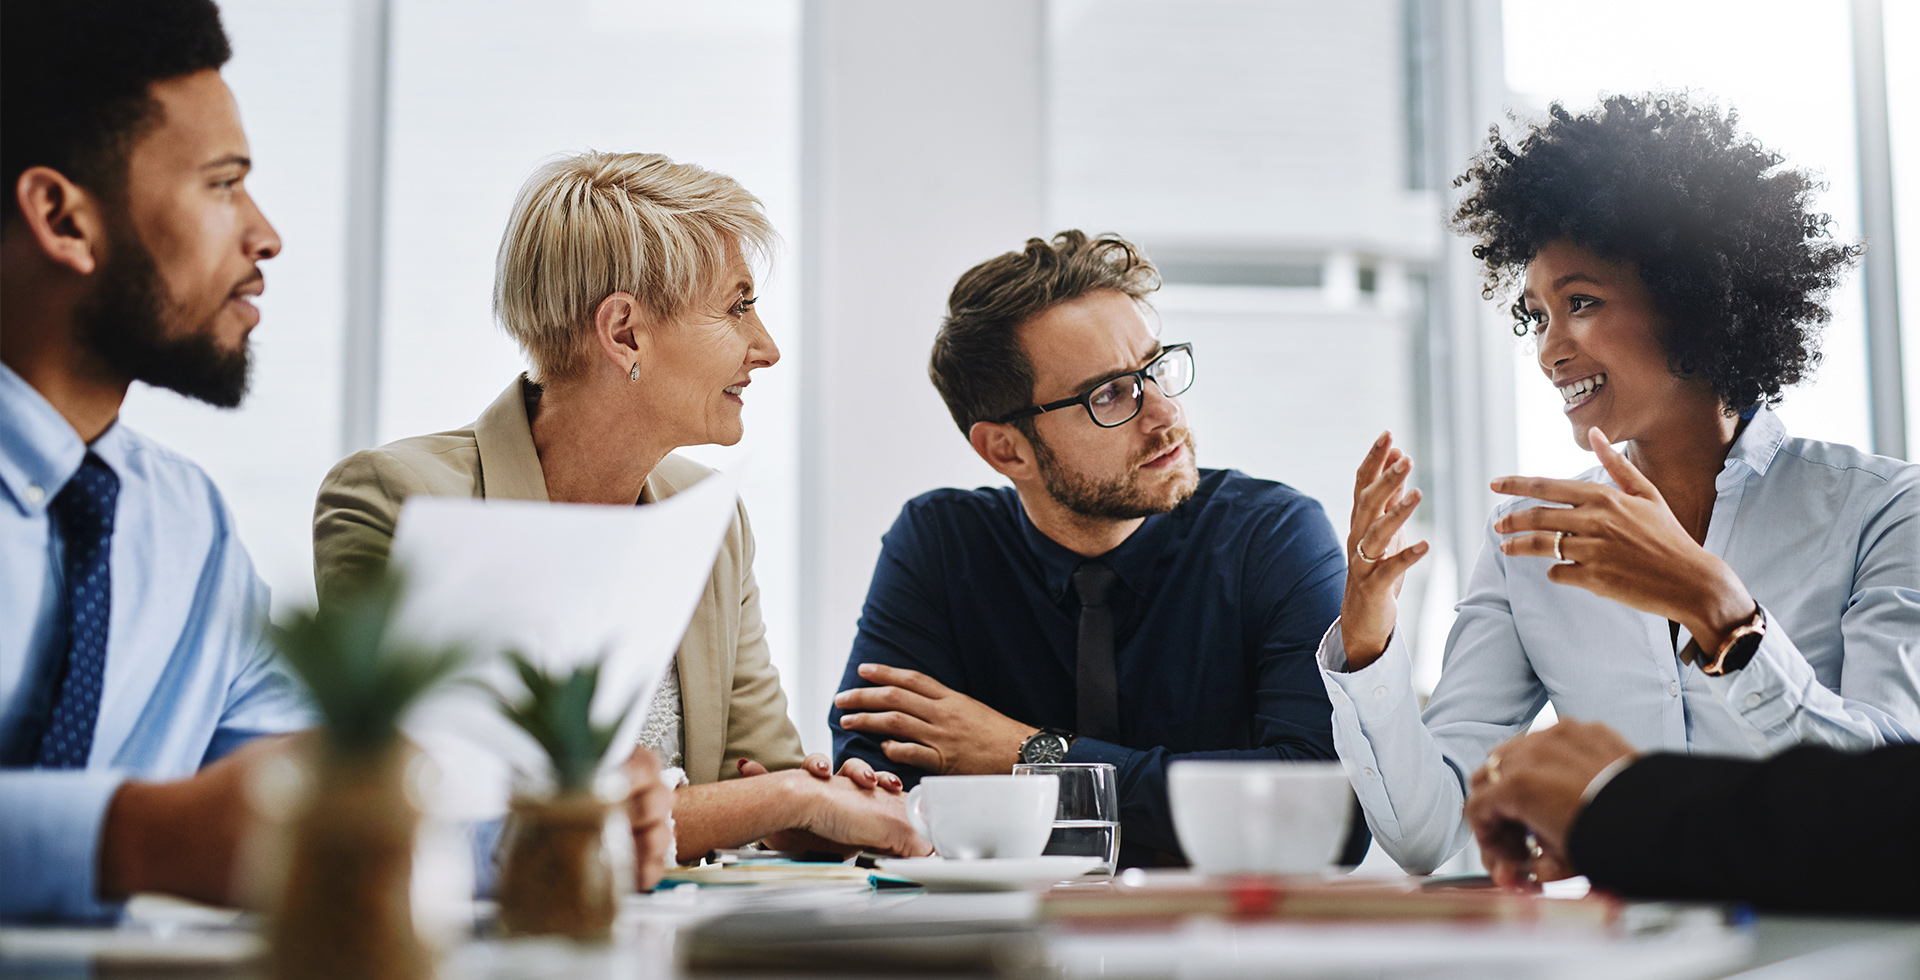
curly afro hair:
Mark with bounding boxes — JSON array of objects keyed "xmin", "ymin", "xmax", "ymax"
[{"xmin": 1451, "ymin": 92, "xmax": 1859, "ymax": 411}]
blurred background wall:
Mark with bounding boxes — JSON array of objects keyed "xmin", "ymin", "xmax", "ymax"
[{"xmin": 122, "ymin": 0, "xmax": 1918, "ymax": 763}]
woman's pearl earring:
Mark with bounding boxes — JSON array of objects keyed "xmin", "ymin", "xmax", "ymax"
[{"xmin": 629, "ymin": 363, "xmax": 641, "ymax": 382}]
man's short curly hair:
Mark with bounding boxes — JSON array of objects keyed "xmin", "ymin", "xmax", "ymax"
[
  {"xmin": 1451, "ymin": 92, "xmax": 1859, "ymax": 411},
  {"xmin": 2, "ymin": 0, "xmax": 232, "ymax": 223},
  {"xmin": 930, "ymin": 231, "xmax": 1160, "ymax": 435}
]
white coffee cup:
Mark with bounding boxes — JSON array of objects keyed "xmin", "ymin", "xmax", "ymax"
[
  {"xmin": 1168, "ymin": 761, "xmax": 1352, "ymax": 874},
  {"xmin": 906, "ymin": 774, "xmax": 1059, "ymax": 860}
]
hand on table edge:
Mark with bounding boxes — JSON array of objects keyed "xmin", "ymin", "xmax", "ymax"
[
  {"xmin": 622, "ymin": 746, "xmax": 672, "ymax": 890},
  {"xmin": 670, "ymin": 763, "xmax": 930, "ymax": 863},
  {"xmin": 98, "ymin": 733, "xmax": 300, "ymax": 908},
  {"xmin": 1465, "ymin": 720, "xmax": 1640, "ymax": 891},
  {"xmin": 738, "ymin": 751, "xmax": 904, "ymax": 793}
]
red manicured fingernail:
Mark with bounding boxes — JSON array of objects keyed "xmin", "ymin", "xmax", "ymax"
[{"xmin": 737, "ymin": 759, "xmax": 748, "ymax": 773}]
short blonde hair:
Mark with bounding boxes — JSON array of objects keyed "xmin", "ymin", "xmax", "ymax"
[{"xmin": 493, "ymin": 151, "xmax": 775, "ymax": 381}]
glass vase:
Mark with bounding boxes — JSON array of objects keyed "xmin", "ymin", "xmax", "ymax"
[
  {"xmin": 495, "ymin": 791, "xmax": 621, "ymax": 941},
  {"xmin": 268, "ymin": 740, "xmax": 430, "ymax": 980}
]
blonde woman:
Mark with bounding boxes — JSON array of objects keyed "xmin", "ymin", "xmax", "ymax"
[{"xmin": 314, "ymin": 152, "xmax": 927, "ymax": 865}]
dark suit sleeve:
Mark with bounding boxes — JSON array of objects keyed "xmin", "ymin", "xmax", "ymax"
[
  {"xmin": 1569, "ymin": 745, "xmax": 1920, "ymax": 915},
  {"xmin": 1068, "ymin": 495, "xmax": 1349, "ymax": 858},
  {"xmin": 829, "ymin": 505, "xmax": 956, "ymax": 784}
]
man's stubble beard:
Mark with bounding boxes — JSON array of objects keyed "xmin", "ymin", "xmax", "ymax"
[
  {"xmin": 1031, "ymin": 426, "xmax": 1201, "ymax": 521},
  {"xmin": 73, "ymin": 215, "xmax": 251, "ymax": 409}
]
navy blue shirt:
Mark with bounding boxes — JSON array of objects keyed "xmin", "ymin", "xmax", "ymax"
[{"xmin": 831, "ymin": 468, "xmax": 1347, "ymax": 866}]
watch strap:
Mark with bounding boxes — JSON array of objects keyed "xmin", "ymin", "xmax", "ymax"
[{"xmin": 1018, "ymin": 727, "xmax": 1075, "ymax": 764}]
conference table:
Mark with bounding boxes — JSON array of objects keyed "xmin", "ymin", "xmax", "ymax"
[{"xmin": 4, "ymin": 871, "xmax": 1918, "ymax": 980}]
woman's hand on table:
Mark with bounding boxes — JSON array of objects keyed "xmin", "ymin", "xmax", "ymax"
[
  {"xmin": 622, "ymin": 746, "xmax": 673, "ymax": 891},
  {"xmin": 1465, "ymin": 721, "xmax": 1639, "ymax": 890},
  {"xmin": 1492, "ymin": 427, "xmax": 1757, "ymax": 654},
  {"xmin": 738, "ymin": 752, "xmax": 905, "ymax": 793},
  {"xmin": 1340, "ymin": 431, "xmax": 1430, "ymax": 671},
  {"xmin": 778, "ymin": 768, "xmax": 931, "ymax": 857}
]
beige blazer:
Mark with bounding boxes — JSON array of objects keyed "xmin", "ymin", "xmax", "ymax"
[{"xmin": 312, "ymin": 375, "xmax": 805, "ymax": 784}]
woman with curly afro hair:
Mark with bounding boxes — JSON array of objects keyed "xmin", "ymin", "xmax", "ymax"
[{"xmin": 1315, "ymin": 92, "xmax": 1920, "ymax": 881}]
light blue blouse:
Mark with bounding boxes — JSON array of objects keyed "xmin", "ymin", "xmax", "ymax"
[{"xmin": 1321, "ymin": 408, "xmax": 1920, "ymax": 872}]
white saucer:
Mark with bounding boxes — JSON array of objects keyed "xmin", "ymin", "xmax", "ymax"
[{"xmin": 875, "ymin": 855, "xmax": 1104, "ymax": 891}]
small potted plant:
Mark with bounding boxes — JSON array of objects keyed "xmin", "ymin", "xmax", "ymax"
[
  {"xmin": 492, "ymin": 651, "xmax": 637, "ymax": 941},
  {"xmin": 265, "ymin": 573, "xmax": 467, "ymax": 980}
]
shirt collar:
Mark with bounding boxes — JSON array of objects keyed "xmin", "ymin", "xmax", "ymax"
[
  {"xmin": 1717, "ymin": 404, "xmax": 1788, "ymax": 490},
  {"xmin": 1017, "ymin": 502, "xmax": 1171, "ymax": 603},
  {"xmin": 0, "ymin": 361, "xmax": 91, "ymax": 517}
]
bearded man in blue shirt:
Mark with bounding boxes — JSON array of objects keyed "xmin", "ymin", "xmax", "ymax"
[
  {"xmin": 831, "ymin": 231, "xmax": 1358, "ymax": 868},
  {"xmin": 0, "ymin": 0, "xmax": 309, "ymax": 922}
]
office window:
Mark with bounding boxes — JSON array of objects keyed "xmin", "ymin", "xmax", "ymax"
[{"xmin": 1888, "ymin": 2, "xmax": 1920, "ymax": 443}]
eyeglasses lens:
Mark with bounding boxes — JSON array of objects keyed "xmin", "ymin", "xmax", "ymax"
[
  {"xmin": 1088, "ymin": 375, "xmax": 1143, "ymax": 426},
  {"xmin": 1150, "ymin": 347, "xmax": 1194, "ymax": 397}
]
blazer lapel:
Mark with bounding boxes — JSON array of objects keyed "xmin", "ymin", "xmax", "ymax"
[
  {"xmin": 472, "ymin": 375, "xmax": 549, "ymax": 502},
  {"xmin": 642, "ymin": 466, "xmax": 728, "ymax": 783}
]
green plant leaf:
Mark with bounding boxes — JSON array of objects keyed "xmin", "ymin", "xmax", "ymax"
[
  {"xmin": 270, "ymin": 571, "xmax": 468, "ymax": 758},
  {"xmin": 496, "ymin": 649, "xmax": 640, "ymax": 795}
]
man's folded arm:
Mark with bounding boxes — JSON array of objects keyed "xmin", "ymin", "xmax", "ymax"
[{"xmin": 828, "ymin": 512, "xmax": 957, "ymax": 785}]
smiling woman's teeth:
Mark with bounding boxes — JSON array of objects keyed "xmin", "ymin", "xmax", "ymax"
[
  {"xmin": 724, "ymin": 385, "xmax": 744, "ymax": 396},
  {"xmin": 1558, "ymin": 374, "xmax": 1606, "ymax": 405}
]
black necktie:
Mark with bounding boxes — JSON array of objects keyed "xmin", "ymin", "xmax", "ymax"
[
  {"xmin": 1072, "ymin": 561, "xmax": 1121, "ymax": 741},
  {"xmin": 34, "ymin": 453, "xmax": 120, "ymax": 768}
]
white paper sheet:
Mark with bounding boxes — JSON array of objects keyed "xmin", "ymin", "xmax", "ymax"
[{"xmin": 387, "ymin": 467, "xmax": 743, "ymax": 819}]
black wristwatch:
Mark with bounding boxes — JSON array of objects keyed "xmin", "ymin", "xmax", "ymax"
[
  {"xmin": 1018, "ymin": 727, "xmax": 1074, "ymax": 764},
  {"xmin": 1694, "ymin": 607, "xmax": 1767, "ymax": 676}
]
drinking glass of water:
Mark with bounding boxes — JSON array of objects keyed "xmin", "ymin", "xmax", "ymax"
[{"xmin": 1012, "ymin": 762, "xmax": 1119, "ymax": 873}]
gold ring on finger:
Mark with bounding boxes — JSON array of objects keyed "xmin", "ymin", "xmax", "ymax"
[
  {"xmin": 1553, "ymin": 530, "xmax": 1568, "ymax": 563},
  {"xmin": 1484, "ymin": 752, "xmax": 1502, "ymax": 784},
  {"xmin": 1354, "ymin": 541, "xmax": 1380, "ymax": 564}
]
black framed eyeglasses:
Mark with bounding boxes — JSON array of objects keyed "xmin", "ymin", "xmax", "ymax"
[{"xmin": 994, "ymin": 343, "xmax": 1195, "ymax": 428}]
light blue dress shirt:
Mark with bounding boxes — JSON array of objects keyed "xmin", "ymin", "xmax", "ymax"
[
  {"xmin": 0, "ymin": 363, "xmax": 310, "ymax": 922},
  {"xmin": 1320, "ymin": 408, "xmax": 1920, "ymax": 872}
]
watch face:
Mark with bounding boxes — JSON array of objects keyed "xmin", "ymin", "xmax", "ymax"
[
  {"xmin": 1722, "ymin": 630, "xmax": 1765, "ymax": 673},
  {"xmin": 1022, "ymin": 733, "xmax": 1070, "ymax": 764}
]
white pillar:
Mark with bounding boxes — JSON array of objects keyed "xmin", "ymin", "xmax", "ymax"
[
  {"xmin": 797, "ymin": 1, "xmax": 1046, "ymax": 754},
  {"xmin": 340, "ymin": 0, "xmax": 390, "ymax": 455},
  {"xmin": 1427, "ymin": 0, "xmax": 1516, "ymax": 592}
]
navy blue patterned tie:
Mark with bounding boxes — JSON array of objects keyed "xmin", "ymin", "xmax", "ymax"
[{"xmin": 36, "ymin": 453, "xmax": 119, "ymax": 768}]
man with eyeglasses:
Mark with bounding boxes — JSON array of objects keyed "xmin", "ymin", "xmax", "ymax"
[{"xmin": 829, "ymin": 231, "xmax": 1354, "ymax": 869}]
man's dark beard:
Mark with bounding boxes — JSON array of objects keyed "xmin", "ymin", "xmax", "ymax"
[
  {"xmin": 73, "ymin": 222, "xmax": 251, "ymax": 409},
  {"xmin": 1031, "ymin": 428, "xmax": 1200, "ymax": 521}
]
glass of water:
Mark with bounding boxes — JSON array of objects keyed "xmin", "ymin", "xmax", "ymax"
[{"xmin": 1012, "ymin": 762, "xmax": 1120, "ymax": 873}]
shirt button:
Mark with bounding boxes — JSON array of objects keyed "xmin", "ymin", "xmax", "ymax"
[
  {"xmin": 1669, "ymin": 681, "xmax": 1680, "ymax": 697},
  {"xmin": 1744, "ymin": 692, "xmax": 1763, "ymax": 708},
  {"xmin": 1362, "ymin": 767, "xmax": 1377, "ymax": 779},
  {"xmin": 24, "ymin": 484, "xmax": 44, "ymax": 505},
  {"xmin": 1372, "ymin": 686, "xmax": 1387, "ymax": 699}
]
